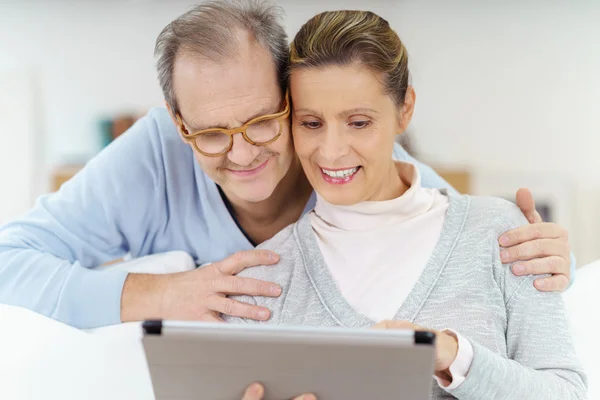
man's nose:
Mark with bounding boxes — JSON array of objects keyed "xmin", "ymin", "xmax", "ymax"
[{"xmin": 227, "ymin": 133, "xmax": 261, "ymax": 167}]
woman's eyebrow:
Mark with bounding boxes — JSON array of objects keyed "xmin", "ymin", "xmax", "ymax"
[
  {"xmin": 293, "ymin": 108, "xmax": 379, "ymax": 118},
  {"xmin": 293, "ymin": 108, "xmax": 323, "ymax": 117},
  {"xmin": 338, "ymin": 108, "xmax": 379, "ymax": 118}
]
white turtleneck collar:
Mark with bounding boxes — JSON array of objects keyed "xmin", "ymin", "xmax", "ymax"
[{"xmin": 313, "ymin": 161, "xmax": 438, "ymax": 231}]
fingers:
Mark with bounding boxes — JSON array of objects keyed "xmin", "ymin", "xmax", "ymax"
[
  {"xmin": 533, "ymin": 274, "xmax": 570, "ymax": 292},
  {"xmin": 208, "ymin": 276, "xmax": 282, "ymax": 297},
  {"xmin": 241, "ymin": 383, "xmax": 316, "ymax": 400},
  {"xmin": 205, "ymin": 294, "xmax": 271, "ymax": 321},
  {"xmin": 372, "ymin": 320, "xmax": 416, "ymax": 330},
  {"xmin": 515, "ymin": 188, "xmax": 538, "ymax": 223},
  {"xmin": 242, "ymin": 383, "xmax": 264, "ymax": 400},
  {"xmin": 215, "ymin": 250, "xmax": 280, "ymax": 276},
  {"xmin": 500, "ymin": 238, "xmax": 569, "ymax": 264},
  {"xmin": 499, "ymin": 222, "xmax": 566, "ymax": 247},
  {"xmin": 293, "ymin": 394, "xmax": 317, "ymax": 400},
  {"xmin": 512, "ymin": 256, "xmax": 570, "ymax": 277}
]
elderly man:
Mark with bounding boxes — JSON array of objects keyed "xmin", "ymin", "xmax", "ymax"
[{"xmin": 0, "ymin": 1, "xmax": 572, "ymax": 331}]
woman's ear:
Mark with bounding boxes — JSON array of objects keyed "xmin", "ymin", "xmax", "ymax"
[{"xmin": 396, "ymin": 86, "xmax": 416, "ymax": 133}]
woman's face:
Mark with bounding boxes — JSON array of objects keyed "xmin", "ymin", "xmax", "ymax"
[{"xmin": 291, "ymin": 62, "xmax": 415, "ymax": 205}]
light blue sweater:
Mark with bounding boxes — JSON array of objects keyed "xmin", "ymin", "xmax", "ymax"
[{"xmin": 0, "ymin": 107, "xmax": 567, "ymax": 329}]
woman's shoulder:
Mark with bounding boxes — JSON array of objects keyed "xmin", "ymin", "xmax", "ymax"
[
  {"xmin": 451, "ymin": 194, "xmax": 533, "ymax": 298},
  {"xmin": 237, "ymin": 222, "xmax": 301, "ymax": 284},
  {"xmin": 456, "ymin": 194, "xmax": 529, "ymax": 237},
  {"xmin": 255, "ymin": 222, "xmax": 298, "ymax": 253}
]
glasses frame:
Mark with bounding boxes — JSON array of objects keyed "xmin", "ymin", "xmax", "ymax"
[{"xmin": 175, "ymin": 90, "xmax": 290, "ymax": 157}]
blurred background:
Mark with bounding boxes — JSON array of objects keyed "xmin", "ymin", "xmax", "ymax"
[{"xmin": 0, "ymin": 0, "xmax": 598, "ymax": 264}]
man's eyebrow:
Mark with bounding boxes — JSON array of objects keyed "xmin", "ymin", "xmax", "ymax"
[{"xmin": 185, "ymin": 104, "xmax": 280, "ymax": 132}]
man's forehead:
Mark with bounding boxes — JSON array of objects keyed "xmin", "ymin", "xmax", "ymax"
[
  {"xmin": 173, "ymin": 50, "xmax": 282, "ymax": 130},
  {"xmin": 184, "ymin": 92, "xmax": 283, "ymax": 131}
]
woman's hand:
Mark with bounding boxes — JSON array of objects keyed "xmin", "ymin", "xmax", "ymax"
[
  {"xmin": 242, "ymin": 383, "xmax": 316, "ymax": 400},
  {"xmin": 499, "ymin": 188, "xmax": 571, "ymax": 292},
  {"xmin": 372, "ymin": 320, "xmax": 458, "ymax": 379}
]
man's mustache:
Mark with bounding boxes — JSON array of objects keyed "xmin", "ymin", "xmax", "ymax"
[{"xmin": 220, "ymin": 149, "xmax": 276, "ymax": 171}]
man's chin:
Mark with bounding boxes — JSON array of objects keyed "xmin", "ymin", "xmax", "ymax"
[{"xmin": 224, "ymin": 184, "xmax": 277, "ymax": 204}]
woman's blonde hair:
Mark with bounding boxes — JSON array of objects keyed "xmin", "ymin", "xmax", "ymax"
[{"xmin": 289, "ymin": 10, "xmax": 410, "ymax": 106}]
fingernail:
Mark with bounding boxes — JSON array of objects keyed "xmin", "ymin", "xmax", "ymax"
[
  {"xmin": 499, "ymin": 235, "xmax": 509, "ymax": 246},
  {"xmin": 258, "ymin": 310, "xmax": 270, "ymax": 320},
  {"xmin": 500, "ymin": 250, "xmax": 509, "ymax": 262},
  {"xmin": 270, "ymin": 285, "xmax": 282, "ymax": 295},
  {"xmin": 251, "ymin": 384, "xmax": 261, "ymax": 395},
  {"xmin": 513, "ymin": 264, "xmax": 525, "ymax": 274},
  {"xmin": 536, "ymin": 280, "xmax": 545, "ymax": 288},
  {"xmin": 269, "ymin": 252, "xmax": 279, "ymax": 261}
]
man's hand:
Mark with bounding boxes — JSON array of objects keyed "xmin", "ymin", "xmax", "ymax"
[
  {"xmin": 499, "ymin": 188, "xmax": 571, "ymax": 292},
  {"xmin": 372, "ymin": 320, "xmax": 458, "ymax": 380},
  {"xmin": 242, "ymin": 383, "xmax": 316, "ymax": 400},
  {"xmin": 121, "ymin": 250, "xmax": 282, "ymax": 323}
]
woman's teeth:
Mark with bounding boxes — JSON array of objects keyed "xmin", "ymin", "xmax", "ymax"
[{"xmin": 321, "ymin": 167, "xmax": 359, "ymax": 178}]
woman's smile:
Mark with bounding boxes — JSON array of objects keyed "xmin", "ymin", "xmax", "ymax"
[{"xmin": 320, "ymin": 166, "xmax": 361, "ymax": 184}]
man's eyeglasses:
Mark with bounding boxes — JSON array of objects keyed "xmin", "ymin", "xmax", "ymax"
[{"xmin": 175, "ymin": 91, "xmax": 290, "ymax": 157}]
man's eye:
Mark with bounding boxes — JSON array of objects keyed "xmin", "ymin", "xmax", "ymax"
[
  {"xmin": 350, "ymin": 120, "xmax": 371, "ymax": 129},
  {"xmin": 300, "ymin": 121, "xmax": 322, "ymax": 129}
]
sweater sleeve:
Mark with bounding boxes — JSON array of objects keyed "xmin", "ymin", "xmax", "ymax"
[
  {"xmin": 0, "ymin": 112, "xmax": 165, "ymax": 329},
  {"xmin": 445, "ymin": 200, "xmax": 587, "ymax": 399}
]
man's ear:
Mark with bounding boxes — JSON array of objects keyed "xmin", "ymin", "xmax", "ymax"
[
  {"xmin": 165, "ymin": 101, "xmax": 186, "ymax": 141},
  {"xmin": 396, "ymin": 86, "xmax": 416, "ymax": 134}
]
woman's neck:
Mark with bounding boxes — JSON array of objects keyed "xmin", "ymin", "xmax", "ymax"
[{"xmin": 369, "ymin": 161, "xmax": 411, "ymax": 202}]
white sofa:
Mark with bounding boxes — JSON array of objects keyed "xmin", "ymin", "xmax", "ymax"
[
  {"xmin": 563, "ymin": 259, "xmax": 600, "ymax": 398},
  {"xmin": 0, "ymin": 255, "xmax": 598, "ymax": 399}
]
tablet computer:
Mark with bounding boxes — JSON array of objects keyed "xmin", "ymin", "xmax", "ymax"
[{"xmin": 141, "ymin": 320, "xmax": 435, "ymax": 400}]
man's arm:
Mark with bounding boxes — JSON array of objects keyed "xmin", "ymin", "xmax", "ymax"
[{"xmin": 0, "ymin": 115, "xmax": 163, "ymax": 328}]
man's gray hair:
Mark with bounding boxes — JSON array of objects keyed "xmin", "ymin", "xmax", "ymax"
[{"xmin": 154, "ymin": 0, "xmax": 289, "ymax": 115}]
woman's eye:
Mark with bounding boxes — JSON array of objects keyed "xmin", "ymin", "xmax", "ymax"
[
  {"xmin": 300, "ymin": 121, "xmax": 322, "ymax": 129},
  {"xmin": 350, "ymin": 120, "xmax": 371, "ymax": 129}
]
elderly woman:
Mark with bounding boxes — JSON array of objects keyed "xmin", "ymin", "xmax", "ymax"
[{"xmin": 226, "ymin": 9, "xmax": 587, "ymax": 400}]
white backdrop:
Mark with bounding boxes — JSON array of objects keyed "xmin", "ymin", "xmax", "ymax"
[
  {"xmin": 0, "ymin": 0, "xmax": 598, "ymax": 262},
  {"xmin": 0, "ymin": 70, "xmax": 39, "ymax": 224}
]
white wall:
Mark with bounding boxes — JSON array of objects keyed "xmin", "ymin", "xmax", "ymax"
[{"xmin": 1, "ymin": 0, "xmax": 598, "ymax": 262}]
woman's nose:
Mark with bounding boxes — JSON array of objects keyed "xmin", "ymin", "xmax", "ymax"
[
  {"xmin": 227, "ymin": 133, "xmax": 261, "ymax": 167},
  {"xmin": 319, "ymin": 126, "xmax": 350, "ymax": 162}
]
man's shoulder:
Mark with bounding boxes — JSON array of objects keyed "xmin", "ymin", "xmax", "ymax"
[
  {"xmin": 132, "ymin": 107, "xmax": 208, "ymax": 182},
  {"xmin": 143, "ymin": 106, "xmax": 189, "ymax": 145}
]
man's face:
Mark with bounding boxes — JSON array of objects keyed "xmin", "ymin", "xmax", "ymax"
[{"xmin": 171, "ymin": 32, "xmax": 294, "ymax": 204}]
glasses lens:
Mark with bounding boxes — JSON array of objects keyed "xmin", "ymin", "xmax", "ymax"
[
  {"xmin": 246, "ymin": 118, "xmax": 281, "ymax": 144},
  {"xmin": 195, "ymin": 131, "xmax": 230, "ymax": 155}
]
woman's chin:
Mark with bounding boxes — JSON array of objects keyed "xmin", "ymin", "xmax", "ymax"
[{"xmin": 318, "ymin": 189, "xmax": 362, "ymax": 206}]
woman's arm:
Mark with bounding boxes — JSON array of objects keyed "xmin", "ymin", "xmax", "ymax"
[{"xmin": 447, "ymin": 275, "xmax": 587, "ymax": 399}]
